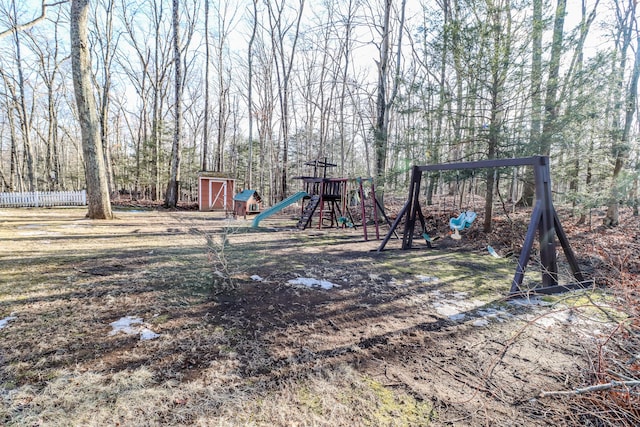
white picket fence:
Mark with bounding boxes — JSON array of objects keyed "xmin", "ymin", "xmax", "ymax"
[{"xmin": 0, "ymin": 190, "xmax": 87, "ymax": 208}]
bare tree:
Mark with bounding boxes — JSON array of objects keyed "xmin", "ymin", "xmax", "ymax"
[
  {"xmin": 0, "ymin": 0, "xmax": 37, "ymax": 191},
  {"xmin": 212, "ymin": 0, "xmax": 238, "ymax": 173},
  {"xmin": 0, "ymin": 0, "xmax": 68, "ymax": 40},
  {"xmin": 265, "ymin": 0, "xmax": 305, "ymax": 200},
  {"xmin": 0, "ymin": 71, "xmax": 21, "ymax": 191},
  {"xmin": 26, "ymin": 8, "xmax": 69, "ymax": 191},
  {"xmin": 372, "ymin": 0, "xmax": 406, "ymax": 201},
  {"xmin": 120, "ymin": 0, "xmax": 173, "ymax": 200},
  {"xmin": 246, "ymin": 0, "xmax": 258, "ymax": 188},
  {"xmin": 70, "ymin": 0, "xmax": 113, "ymax": 219},
  {"xmin": 92, "ymin": 0, "xmax": 119, "ymax": 197},
  {"xmin": 202, "ymin": 0, "xmax": 210, "ymax": 171},
  {"xmin": 165, "ymin": 0, "xmax": 182, "ymax": 208}
]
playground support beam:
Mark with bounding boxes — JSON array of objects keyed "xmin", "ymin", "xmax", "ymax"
[{"xmin": 378, "ymin": 156, "xmax": 586, "ymax": 295}]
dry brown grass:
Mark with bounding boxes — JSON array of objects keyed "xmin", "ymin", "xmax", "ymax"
[{"xmin": 0, "ymin": 207, "xmax": 635, "ymax": 426}]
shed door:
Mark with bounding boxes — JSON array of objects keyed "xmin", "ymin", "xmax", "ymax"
[{"xmin": 209, "ymin": 180, "xmax": 228, "ymax": 210}]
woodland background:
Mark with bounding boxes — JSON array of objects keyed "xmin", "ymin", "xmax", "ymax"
[{"xmin": 0, "ymin": 0, "xmax": 638, "ymax": 224}]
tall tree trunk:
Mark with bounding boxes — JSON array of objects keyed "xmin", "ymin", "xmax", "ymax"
[
  {"xmin": 10, "ymin": 0, "xmax": 35, "ymax": 191},
  {"xmin": 246, "ymin": 0, "xmax": 258, "ymax": 188},
  {"xmin": 338, "ymin": 0, "xmax": 356, "ymax": 177},
  {"xmin": 374, "ymin": 0, "xmax": 406, "ymax": 205},
  {"xmin": 520, "ymin": 0, "xmax": 566, "ymax": 205},
  {"xmin": 604, "ymin": 0, "xmax": 637, "ymax": 226},
  {"xmin": 539, "ymin": 0, "xmax": 566, "ymax": 156},
  {"xmin": 97, "ymin": 0, "xmax": 116, "ymax": 197},
  {"xmin": 202, "ymin": 0, "xmax": 210, "ymax": 172},
  {"xmin": 529, "ymin": 0, "xmax": 543, "ymax": 151},
  {"xmin": 519, "ymin": 0, "xmax": 544, "ymax": 206},
  {"xmin": 152, "ymin": 3, "xmax": 163, "ymax": 201},
  {"xmin": 483, "ymin": 0, "xmax": 512, "ymax": 233},
  {"xmin": 70, "ymin": 0, "xmax": 113, "ymax": 219},
  {"xmin": 165, "ymin": 0, "xmax": 182, "ymax": 208},
  {"xmin": 266, "ymin": 0, "xmax": 305, "ymax": 200}
]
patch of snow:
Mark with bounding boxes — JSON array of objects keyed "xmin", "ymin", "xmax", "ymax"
[
  {"xmin": 109, "ymin": 316, "xmax": 160, "ymax": 341},
  {"xmin": 430, "ymin": 291, "xmax": 503, "ymax": 324},
  {"xmin": 533, "ymin": 316, "xmax": 557, "ymax": 328},
  {"xmin": 288, "ymin": 277, "xmax": 340, "ymax": 290},
  {"xmin": 140, "ymin": 328, "xmax": 160, "ymax": 340},
  {"xmin": 109, "ymin": 316, "xmax": 143, "ymax": 335},
  {"xmin": 251, "ymin": 275, "xmax": 264, "ymax": 282},
  {"xmin": 508, "ymin": 297, "xmax": 551, "ymax": 307},
  {"xmin": 416, "ymin": 275, "xmax": 439, "ymax": 283},
  {"xmin": 529, "ymin": 311, "xmax": 576, "ymax": 328},
  {"xmin": 0, "ymin": 316, "xmax": 16, "ymax": 329},
  {"xmin": 473, "ymin": 319, "xmax": 489, "ymax": 327},
  {"xmin": 477, "ymin": 308, "xmax": 512, "ymax": 322},
  {"xmin": 449, "ymin": 313, "xmax": 466, "ymax": 321},
  {"xmin": 433, "ymin": 302, "xmax": 466, "ymax": 320}
]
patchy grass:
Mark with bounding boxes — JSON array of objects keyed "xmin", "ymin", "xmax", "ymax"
[{"xmin": 0, "ymin": 208, "xmax": 626, "ymax": 426}]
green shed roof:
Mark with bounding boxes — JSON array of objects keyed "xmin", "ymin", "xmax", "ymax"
[{"xmin": 233, "ymin": 189, "xmax": 261, "ymax": 202}]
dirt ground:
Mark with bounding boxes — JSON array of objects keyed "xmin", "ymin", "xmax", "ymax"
[{"xmin": 0, "ymin": 206, "xmax": 636, "ymax": 426}]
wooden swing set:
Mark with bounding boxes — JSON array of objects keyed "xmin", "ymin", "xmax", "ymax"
[{"xmin": 378, "ymin": 156, "xmax": 588, "ymax": 295}]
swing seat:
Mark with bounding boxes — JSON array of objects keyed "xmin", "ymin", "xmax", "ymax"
[
  {"xmin": 449, "ymin": 211, "xmax": 477, "ymax": 231},
  {"xmin": 463, "ymin": 210, "xmax": 477, "ymax": 228},
  {"xmin": 449, "ymin": 212, "xmax": 467, "ymax": 231}
]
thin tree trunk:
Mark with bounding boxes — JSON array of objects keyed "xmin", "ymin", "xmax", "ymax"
[
  {"xmin": 202, "ymin": 0, "xmax": 210, "ymax": 172},
  {"xmin": 247, "ymin": 0, "xmax": 258, "ymax": 189},
  {"xmin": 10, "ymin": 0, "xmax": 35, "ymax": 191},
  {"xmin": 165, "ymin": 0, "xmax": 182, "ymax": 208}
]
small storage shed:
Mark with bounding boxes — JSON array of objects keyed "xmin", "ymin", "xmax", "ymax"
[
  {"xmin": 198, "ymin": 172, "xmax": 235, "ymax": 212},
  {"xmin": 233, "ymin": 189, "xmax": 262, "ymax": 218}
]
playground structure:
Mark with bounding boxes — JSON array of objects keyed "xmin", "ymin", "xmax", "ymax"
[
  {"xmin": 252, "ymin": 159, "xmax": 393, "ymax": 240},
  {"xmin": 296, "ymin": 159, "xmax": 349, "ymax": 229},
  {"xmin": 378, "ymin": 156, "xmax": 587, "ymax": 295}
]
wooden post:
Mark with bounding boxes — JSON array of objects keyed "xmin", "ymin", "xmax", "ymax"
[
  {"xmin": 535, "ymin": 156, "xmax": 558, "ymax": 287},
  {"xmin": 359, "ymin": 178, "xmax": 368, "ymax": 241},
  {"xmin": 371, "ymin": 179, "xmax": 380, "ymax": 240},
  {"xmin": 402, "ymin": 166, "xmax": 421, "ymax": 249}
]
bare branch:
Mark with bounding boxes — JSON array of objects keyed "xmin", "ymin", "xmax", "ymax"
[
  {"xmin": 0, "ymin": 1, "xmax": 69, "ymax": 40},
  {"xmin": 539, "ymin": 380, "xmax": 640, "ymax": 398}
]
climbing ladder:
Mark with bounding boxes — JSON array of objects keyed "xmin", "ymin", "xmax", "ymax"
[{"xmin": 296, "ymin": 195, "xmax": 320, "ymax": 229}]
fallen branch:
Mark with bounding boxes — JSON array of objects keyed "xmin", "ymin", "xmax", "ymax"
[{"xmin": 539, "ymin": 380, "xmax": 640, "ymax": 398}]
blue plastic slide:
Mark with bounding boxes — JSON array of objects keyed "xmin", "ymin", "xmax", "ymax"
[{"xmin": 252, "ymin": 191, "xmax": 308, "ymax": 227}]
